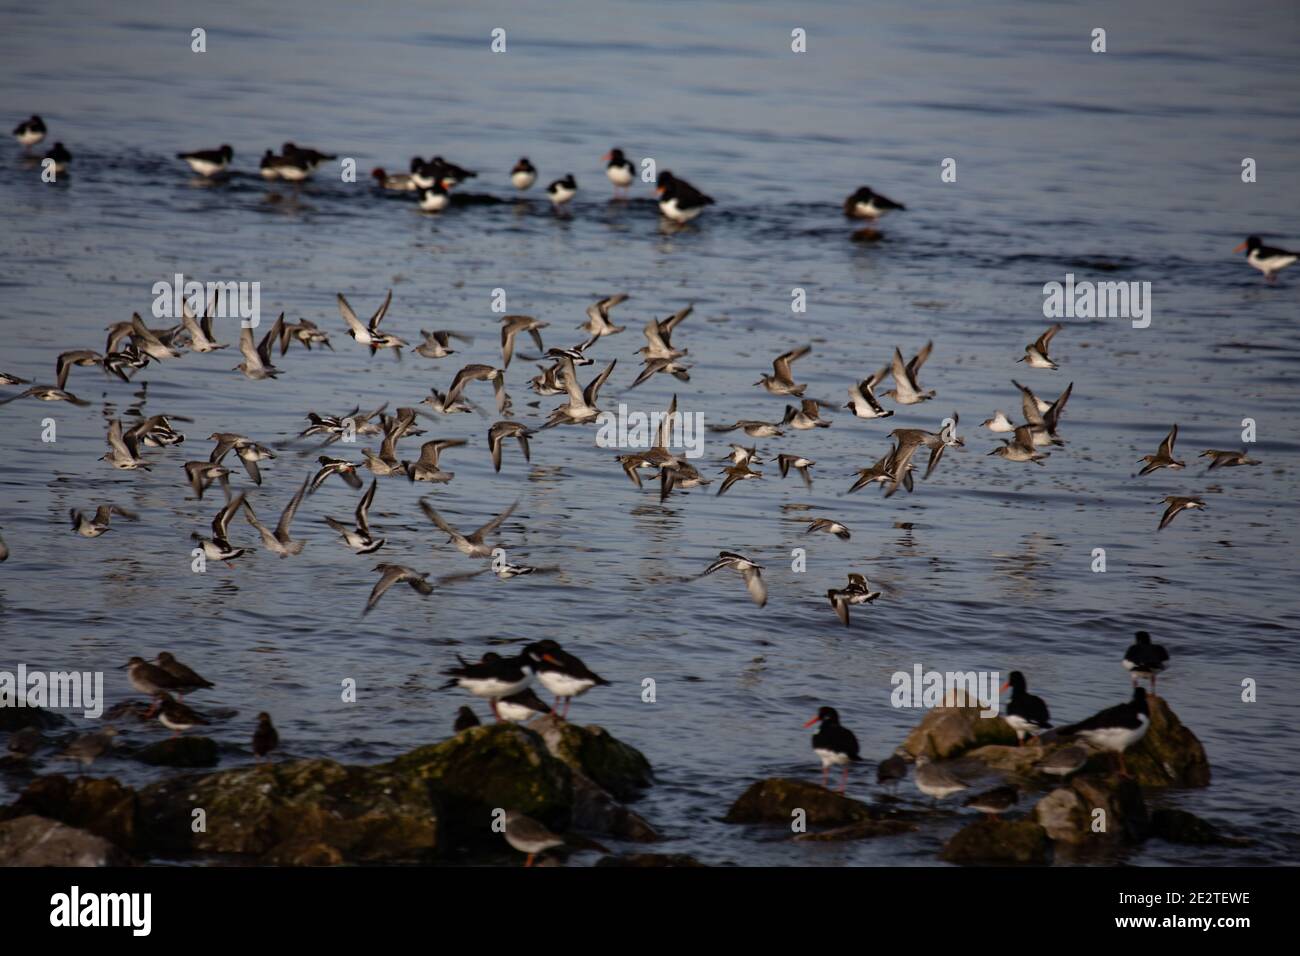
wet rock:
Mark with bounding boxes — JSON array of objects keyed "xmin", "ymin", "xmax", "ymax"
[
  {"xmin": 0, "ymin": 706, "xmax": 69, "ymax": 732},
  {"xmin": 596, "ymin": 852, "xmax": 706, "ymax": 867},
  {"xmin": 928, "ymin": 696, "xmax": 1208, "ymax": 790},
  {"xmin": 569, "ymin": 771, "xmax": 658, "ymax": 842},
  {"xmin": 725, "ymin": 778, "xmax": 876, "ymax": 827},
  {"xmin": 135, "ymin": 736, "xmax": 219, "ymax": 768},
  {"xmin": 1149, "ymin": 808, "xmax": 1249, "ymax": 847},
  {"xmin": 794, "ymin": 819, "xmax": 918, "ymax": 841},
  {"xmin": 940, "ymin": 818, "xmax": 1050, "ymax": 865},
  {"xmin": 0, "ymin": 815, "xmax": 128, "ymax": 866},
  {"xmin": 260, "ymin": 839, "xmax": 346, "ymax": 866},
  {"xmin": 1124, "ymin": 696, "xmax": 1210, "ymax": 788},
  {"xmin": 901, "ymin": 706, "xmax": 1017, "ymax": 761},
  {"xmin": 1033, "ymin": 775, "xmax": 1148, "ymax": 847},
  {"xmin": 386, "ymin": 723, "xmax": 573, "ymax": 841},
  {"xmin": 136, "ymin": 759, "xmax": 437, "ymax": 863},
  {"xmin": 8, "ymin": 775, "xmax": 138, "ymax": 850},
  {"xmin": 531, "ymin": 715, "xmax": 653, "ymax": 801}
]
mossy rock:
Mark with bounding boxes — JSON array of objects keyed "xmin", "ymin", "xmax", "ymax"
[
  {"xmin": 530, "ymin": 715, "xmax": 653, "ymax": 801},
  {"xmin": 136, "ymin": 758, "xmax": 437, "ymax": 862},
  {"xmin": 135, "ymin": 736, "xmax": 219, "ymax": 768},
  {"xmin": 940, "ymin": 818, "xmax": 1050, "ymax": 865},
  {"xmin": 902, "ymin": 706, "xmax": 1017, "ymax": 761},
  {"xmin": 10, "ymin": 775, "xmax": 138, "ymax": 850},
  {"xmin": 386, "ymin": 723, "xmax": 573, "ymax": 841},
  {"xmin": 725, "ymin": 778, "xmax": 876, "ymax": 826},
  {"xmin": 1124, "ymin": 696, "xmax": 1210, "ymax": 788}
]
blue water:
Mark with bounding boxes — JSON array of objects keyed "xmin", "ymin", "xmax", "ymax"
[{"xmin": 1, "ymin": 0, "xmax": 1298, "ymax": 865}]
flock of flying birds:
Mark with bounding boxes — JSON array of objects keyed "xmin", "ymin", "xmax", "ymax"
[{"xmin": 2, "ymin": 111, "xmax": 1284, "ymax": 848}]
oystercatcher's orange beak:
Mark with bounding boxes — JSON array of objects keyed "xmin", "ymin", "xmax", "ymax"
[
  {"xmin": 999, "ymin": 681, "xmax": 1011, "ymax": 693},
  {"xmin": 802, "ymin": 715, "xmax": 822, "ymax": 728},
  {"xmin": 543, "ymin": 654, "xmax": 562, "ymax": 665},
  {"xmin": 442, "ymin": 178, "xmax": 455, "ymax": 189},
  {"xmin": 655, "ymin": 185, "xmax": 665, "ymax": 195},
  {"xmin": 1233, "ymin": 241, "xmax": 1247, "ymax": 253},
  {"xmin": 602, "ymin": 152, "xmax": 611, "ymax": 162}
]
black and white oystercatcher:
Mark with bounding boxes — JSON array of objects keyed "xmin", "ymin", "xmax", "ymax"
[
  {"xmin": 1055, "ymin": 688, "xmax": 1150, "ymax": 776},
  {"xmin": 656, "ymin": 171, "xmax": 714, "ymax": 223},
  {"xmin": 177, "ymin": 144, "xmax": 233, "ymax": 177},
  {"xmin": 1123, "ymin": 630, "xmax": 1170, "ymax": 694},
  {"xmin": 1235, "ymin": 235, "xmax": 1297, "ymax": 282},
  {"xmin": 529, "ymin": 639, "xmax": 609, "ymax": 718},
  {"xmin": 803, "ymin": 705, "xmax": 862, "ymax": 792},
  {"xmin": 843, "ymin": 186, "xmax": 905, "ymax": 220},
  {"xmin": 13, "ymin": 114, "xmax": 46, "ymax": 147},
  {"xmin": 1000, "ymin": 670, "xmax": 1052, "ymax": 745}
]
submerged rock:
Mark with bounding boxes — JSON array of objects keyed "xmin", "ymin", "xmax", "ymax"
[
  {"xmin": 0, "ymin": 815, "xmax": 128, "ymax": 866},
  {"xmin": 0, "ymin": 706, "xmax": 69, "ymax": 733},
  {"xmin": 793, "ymin": 819, "xmax": 918, "ymax": 841},
  {"xmin": 725, "ymin": 778, "xmax": 877, "ymax": 827},
  {"xmin": 940, "ymin": 818, "xmax": 1050, "ymax": 865},
  {"xmin": 1149, "ymin": 808, "xmax": 1250, "ymax": 847},
  {"xmin": 135, "ymin": 735, "xmax": 219, "ymax": 768}
]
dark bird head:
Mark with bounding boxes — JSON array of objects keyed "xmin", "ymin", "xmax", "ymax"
[
  {"xmin": 656, "ymin": 170, "xmax": 677, "ymax": 195},
  {"xmin": 1234, "ymin": 235, "xmax": 1262, "ymax": 253},
  {"xmin": 156, "ymin": 652, "xmax": 176, "ymax": 664},
  {"xmin": 851, "ymin": 186, "xmax": 875, "ymax": 202},
  {"xmin": 525, "ymin": 639, "xmax": 563, "ymax": 665},
  {"xmin": 803, "ymin": 705, "xmax": 840, "ymax": 728},
  {"xmin": 219, "ymin": 144, "xmax": 234, "ymax": 160},
  {"xmin": 1000, "ymin": 670, "xmax": 1028, "ymax": 694},
  {"xmin": 409, "ymin": 155, "xmax": 425, "ymax": 172},
  {"xmin": 605, "ymin": 147, "xmax": 625, "ymax": 163},
  {"xmin": 121, "ymin": 656, "xmax": 146, "ymax": 669},
  {"xmin": 256, "ymin": 712, "xmax": 273, "ymax": 724},
  {"xmin": 1135, "ymin": 630, "xmax": 1152, "ymax": 645}
]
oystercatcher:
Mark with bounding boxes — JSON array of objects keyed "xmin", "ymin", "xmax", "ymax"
[
  {"xmin": 511, "ymin": 157, "xmax": 536, "ymax": 190},
  {"xmin": 843, "ymin": 186, "xmax": 905, "ymax": 220},
  {"xmin": 603, "ymin": 147, "xmax": 635, "ymax": 196},
  {"xmin": 44, "ymin": 142, "xmax": 71, "ymax": 174},
  {"xmin": 1000, "ymin": 671, "xmax": 1052, "ymax": 745},
  {"xmin": 496, "ymin": 687, "xmax": 553, "ymax": 722},
  {"xmin": 529, "ymin": 640, "xmax": 609, "ymax": 718},
  {"xmin": 547, "ymin": 173, "xmax": 577, "ymax": 207},
  {"xmin": 803, "ymin": 705, "xmax": 862, "ymax": 792},
  {"xmin": 656, "ymin": 171, "xmax": 714, "ymax": 222},
  {"xmin": 1235, "ymin": 235, "xmax": 1297, "ymax": 282},
  {"xmin": 176, "ymin": 144, "xmax": 233, "ymax": 177},
  {"xmin": 13, "ymin": 114, "xmax": 45, "ymax": 147},
  {"xmin": 1123, "ymin": 630, "xmax": 1170, "ymax": 694},
  {"xmin": 1055, "ymin": 687, "xmax": 1150, "ymax": 776},
  {"xmin": 441, "ymin": 650, "xmax": 537, "ymax": 720},
  {"xmin": 418, "ymin": 180, "xmax": 452, "ymax": 212}
]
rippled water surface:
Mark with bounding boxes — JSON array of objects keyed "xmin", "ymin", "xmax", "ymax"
[{"xmin": 1, "ymin": 0, "xmax": 1299, "ymax": 865}]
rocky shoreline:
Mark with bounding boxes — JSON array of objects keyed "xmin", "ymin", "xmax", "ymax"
[{"xmin": 1, "ymin": 696, "xmax": 1243, "ymax": 866}]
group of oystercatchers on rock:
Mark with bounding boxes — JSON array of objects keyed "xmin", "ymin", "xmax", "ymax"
[{"xmin": 805, "ymin": 631, "xmax": 1171, "ymax": 810}]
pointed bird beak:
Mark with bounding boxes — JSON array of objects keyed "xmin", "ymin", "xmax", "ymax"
[
  {"xmin": 999, "ymin": 681, "xmax": 1010, "ymax": 692},
  {"xmin": 602, "ymin": 152, "xmax": 611, "ymax": 162},
  {"xmin": 802, "ymin": 715, "xmax": 822, "ymax": 728},
  {"xmin": 1233, "ymin": 241, "xmax": 1247, "ymax": 253}
]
